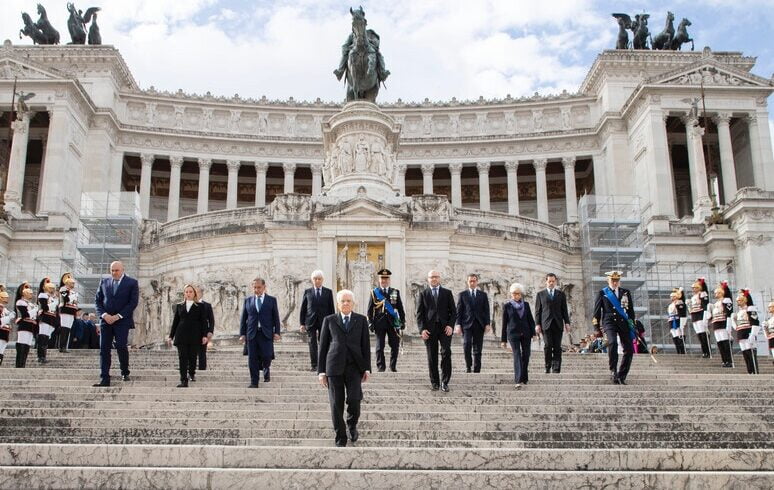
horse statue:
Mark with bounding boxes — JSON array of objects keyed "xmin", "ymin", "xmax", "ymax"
[
  {"xmin": 88, "ymin": 9, "xmax": 102, "ymax": 45},
  {"xmin": 19, "ymin": 12, "xmax": 48, "ymax": 45},
  {"xmin": 611, "ymin": 13, "xmax": 631, "ymax": 49},
  {"xmin": 651, "ymin": 11, "xmax": 674, "ymax": 50},
  {"xmin": 632, "ymin": 13, "xmax": 650, "ymax": 49},
  {"xmin": 67, "ymin": 3, "xmax": 101, "ymax": 45},
  {"xmin": 670, "ymin": 18, "xmax": 694, "ymax": 51},
  {"xmin": 35, "ymin": 4, "xmax": 60, "ymax": 45},
  {"xmin": 334, "ymin": 6, "xmax": 389, "ymax": 103}
]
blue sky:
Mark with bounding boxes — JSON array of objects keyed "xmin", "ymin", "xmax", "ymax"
[{"xmin": 2, "ymin": 0, "xmax": 772, "ymax": 105}]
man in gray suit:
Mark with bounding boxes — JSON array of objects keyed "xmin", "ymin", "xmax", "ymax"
[
  {"xmin": 318, "ymin": 290, "xmax": 371, "ymax": 447},
  {"xmin": 534, "ymin": 273, "xmax": 571, "ymax": 373}
]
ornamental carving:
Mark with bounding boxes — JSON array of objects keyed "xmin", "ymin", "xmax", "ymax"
[
  {"xmin": 410, "ymin": 195, "xmax": 452, "ymax": 223},
  {"xmin": 269, "ymin": 193, "xmax": 312, "ymax": 222}
]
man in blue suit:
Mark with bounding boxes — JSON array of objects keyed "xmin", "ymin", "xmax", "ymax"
[
  {"xmin": 93, "ymin": 261, "xmax": 139, "ymax": 387},
  {"xmin": 240, "ymin": 277, "xmax": 282, "ymax": 387}
]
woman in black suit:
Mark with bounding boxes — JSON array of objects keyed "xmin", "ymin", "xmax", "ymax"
[
  {"xmin": 168, "ymin": 285, "xmax": 208, "ymax": 387},
  {"xmin": 500, "ymin": 283, "xmax": 535, "ymax": 388}
]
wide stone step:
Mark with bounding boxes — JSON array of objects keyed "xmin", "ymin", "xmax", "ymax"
[
  {"xmin": 0, "ymin": 466, "xmax": 771, "ymax": 489},
  {"xmin": 2, "ymin": 444, "xmax": 772, "ymax": 471}
]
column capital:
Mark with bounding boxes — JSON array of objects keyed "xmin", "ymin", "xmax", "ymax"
[
  {"xmin": 310, "ymin": 162, "xmax": 323, "ymax": 174},
  {"xmin": 254, "ymin": 161, "xmax": 269, "ymax": 173},
  {"xmin": 713, "ymin": 112, "xmax": 732, "ymax": 125},
  {"xmin": 282, "ymin": 162, "xmax": 297, "ymax": 172},
  {"xmin": 476, "ymin": 161, "xmax": 491, "ymax": 173},
  {"xmin": 448, "ymin": 162, "xmax": 463, "ymax": 174},
  {"xmin": 11, "ymin": 118, "xmax": 30, "ymax": 134},
  {"xmin": 226, "ymin": 159, "xmax": 241, "ymax": 172},
  {"xmin": 533, "ymin": 158, "xmax": 548, "ymax": 171},
  {"xmin": 561, "ymin": 156, "xmax": 577, "ymax": 169},
  {"xmin": 662, "ymin": 112, "xmax": 670, "ymax": 123},
  {"xmin": 198, "ymin": 158, "xmax": 212, "ymax": 170},
  {"xmin": 140, "ymin": 153, "xmax": 155, "ymax": 167},
  {"xmin": 681, "ymin": 114, "xmax": 699, "ymax": 128},
  {"xmin": 397, "ymin": 163, "xmax": 408, "ymax": 175},
  {"xmin": 504, "ymin": 160, "xmax": 519, "ymax": 173},
  {"xmin": 420, "ymin": 163, "xmax": 435, "ymax": 175},
  {"xmin": 745, "ymin": 113, "xmax": 759, "ymax": 126},
  {"xmin": 169, "ymin": 155, "xmax": 184, "ymax": 168}
]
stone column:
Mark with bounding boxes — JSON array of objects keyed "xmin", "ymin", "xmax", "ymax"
[
  {"xmin": 562, "ymin": 156, "xmax": 578, "ymax": 222},
  {"xmin": 746, "ymin": 114, "xmax": 765, "ymax": 189},
  {"xmin": 534, "ymin": 158, "xmax": 549, "ymax": 223},
  {"xmin": 311, "ymin": 163, "xmax": 323, "ymax": 196},
  {"xmin": 38, "ymin": 108, "xmax": 68, "ymax": 216},
  {"xmin": 139, "ymin": 153, "xmax": 154, "ymax": 219},
  {"xmin": 449, "ymin": 163, "xmax": 462, "ymax": 208},
  {"xmin": 2, "ymin": 116, "xmax": 31, "ymax": 217},
  {"xmin": 713, "ymin": 113, "xmax": 737, "ymax": 202},
  {"xmin": 283, "ymin": 162, "xmax": 296, "ymax": 194},
  {"xmin": 477, "ymin": 161, "xmax": 491, "ymax": 212},
  {"xmin": 254, "ymin": 162, "xmax": 268, "ymax": 208},
  {"xmin": 421, "ymin": 163, "xmax": 434, "ymax": 194},
  {"xmin": 196, "ymin": 158, "xmax": 212, "ymax": 214},
  {"xmin": 396, "ymin": 164, "xmax": 407, "ymax": 196},
  {"xmin": 683, "ymin": 117, "xmax": 711, "ymax": 221},
  {"xmin": 226, "ymin": 159, "xmax": 241, "ymax": 209},
  {"xmin": 591, "ymin": 152, "xmax": 606, "ymax": 196},
  {"xmin": 648, "ymin": 111, "xmax": 676, "ymax": 217},
  {"xmin": 504, "ymin": 160, "xmax": 519, "ymax": 216},
  {"xmin": 167, "ymin": 155, "xmax": 183, "ymax": 221}
]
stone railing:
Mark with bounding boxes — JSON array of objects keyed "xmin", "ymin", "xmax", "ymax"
[
  {"xmin": 142, "ymin": 207, "xmax": 268, "ymax": 248},
  {"xmin": 453, "ymin": 207, "xmax": 569, "ymax": 249}
]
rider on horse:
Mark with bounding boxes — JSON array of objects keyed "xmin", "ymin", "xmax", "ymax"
[{"xmin": 333, "ymin": 8, "xmax": 390, "ymax": 84}]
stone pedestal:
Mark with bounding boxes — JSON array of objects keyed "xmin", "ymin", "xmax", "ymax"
[{"xmin": 321, "ymin": 102, "xmax": 402, "ymax": 204}]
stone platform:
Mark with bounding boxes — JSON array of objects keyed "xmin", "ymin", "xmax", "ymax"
[{"xmin": 0, "ymin": 333, "xmax": 772, "ymax": 489}]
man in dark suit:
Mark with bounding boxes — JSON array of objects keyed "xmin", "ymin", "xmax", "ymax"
[
  {"xmin": 299, "ymin": 270, "xmax": 335, "ymax": 372},
  {"xmin": 534, "ymin": 273, "xmax": 571, "ymax": 374},
  {"xmin": 318, "ymin": 289, "xmax": 371, "ymax": 447},
  {"xmin": 455, "ymin": 273, "xmax": 491, "ymax": 373},
  {"xmin": 592, "ymin": 271, "xmax": 636, "ymax": 385},
  {"xmin": 416, "ymin": 270, "xmax": 457, "ymax": 392},
  {"xmin": 366, "ymin": 268, "xmax": 406, "ymax": 372},
  {"xmin": 93, "ymin": 261, "xmax": 140, "ymax": 387},
  {"xmin": 195, "ymin": 287, "xmax": 215, "ymax": 370},
  {"xmin": 239, "ymin": 277, "xmax": 281, "ymax": 387}
]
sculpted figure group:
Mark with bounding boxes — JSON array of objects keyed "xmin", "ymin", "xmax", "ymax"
[{"xmin": 19, "ymin": 3, "xmax": 102, "ymax": 45}]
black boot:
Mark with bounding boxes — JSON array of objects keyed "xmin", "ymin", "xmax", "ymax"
[
  {"xmin": 15, "ymin": 346, "xmax": 24, "ymax": 368},
  {"xmin": 741, "ymin": 350, "xmax": 754, "ymax": 374},
  {"xmin": 750, "ymin": 350, "xmax": 759, "ymax": 374},
  {"xmin": 59, "ymin": 328, "xmax": 70, "ymax": 353},
  {"xmin": 0, "ymin": 353, "xmax": 3, "ymax": 366},
  {"xmin": 720, "ymin": 340, "xmax": 733, "ymax": 367},
  {"xmin": 37, "ymin": 335, "xmax": 49, "ymax": 363},
  {"xmin": 698, "ymin": 333, "xmax": 711, "ymax": 358}
]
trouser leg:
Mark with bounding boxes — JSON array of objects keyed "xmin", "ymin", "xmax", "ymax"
[
  {"xmin": 375, "ymin": 327, "xmax": 386, "ymax": 370},
  {"xmin": 462, "ymin": 328, "xmax": 473, "ymax": 370},
  {"xmin": 386, "ymin": 327, "xmax": 400, "ymax": 371},
  {"xmin": 472, "ymin": 327, "xmax": 484, "ymax": 373},
  {"xmin": 424, "ymin": 332, "xmax": 440, "ymax": 385},
  {"xmin": 308, "ymin": 326, "xmax": 319, "ymax": 369},
  {"xmin": 327, "ymin": 375, "xmax": 347, "ymax": 444},
  {"xmin": 439, "ymin": 333, "xmax": 452, "ymax": 385}
]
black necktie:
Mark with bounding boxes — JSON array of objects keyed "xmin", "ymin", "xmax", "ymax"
[
  {"xmin": 343, "ymin": 316, "xmax": 350, "ymax": 332},
  {"xmin": 316, "ymin": 288, "xmax": 320, "ymax": 300},
  {"xmin": 383, "ymin": 288, "xmax": 388, "ymax": 297}
]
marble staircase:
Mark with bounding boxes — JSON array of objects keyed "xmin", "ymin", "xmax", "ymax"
[{"xmin": 0, "ymin": 335, "xmax": 772, "ymax": 488}]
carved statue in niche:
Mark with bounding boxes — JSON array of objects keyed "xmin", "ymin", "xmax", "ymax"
[
  {"xmin": 174, "ymin": 107, "xmax": 184, "ymax": 129},
  {"xmin": 230, "ymin": 111, "xmax": 241, "ymax": 132},
  {"xmin": 370, "ymin": 138, "xmax": 387, "ymax": 175},
  {"xmin": 505, "ymin": 112, "xmax": 515, "ymax": 133},
  {"xmin": 286, "ymin": 114, "xmax": 296, "ymax": 137},
  {"xmin": 281, "ymin": 275, "xmax": 303, "ymax": 328},
  {"xmin": 258, "ymin": 114, "xmax": 268, "ymax": 134},
  {"xmin": 449, "ymin": 115, "xmax": 459, "ymax": 136},
  {"xmin": 350, "ymin": 242, "xmax": 376, "ymax": 312},
  {"xmin": 532, "ymin": 110, "xmax": 543, "ymax": 131},
  {"xmin": 385, "ymin": 142, "xmax": 396, "ymax": 179},
  {"xmin": 202, "ymin": 108, "xmax": 213, "ymax": 131},
  {"xmin": 337, "ymin": 244, "xmax": 349, "ymax": 290},
  {"xmin": 561, "ymin": 108, "xmax": 572, "ymax": 129},
  {"xmin": 339, "ymin": 138, "xmax": 354, "ymax": 173},
  {"xmin": 354, "ymin": 136, "xmax": 370, "ymax": 172}
]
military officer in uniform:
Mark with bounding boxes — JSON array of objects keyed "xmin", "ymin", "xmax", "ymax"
[
  {"xmin": 592, "ymin": 271, "xmax": 636, "ymax": 385},
  {"xmin": 366, "ymin": 269, "xmax": 406, "ymax": 372}
]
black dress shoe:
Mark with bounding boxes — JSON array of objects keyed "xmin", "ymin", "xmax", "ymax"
[
  {"xmin": 189, "ymin": 374, "xmax": 196, "ymax": 382},
  {"xmin": 310, "ymin": 366, "xmax": 317, "ymax": 371},
  {"xmin": 466, "ymin": 367, "xmax": 472, "ymax": 373},
  {"xmin": 390, "ymin": 367, "xmax": 397, "ymax": 372},
  {"xmin": 122, "ymin": 375, "xmax": 130, "ymax": 382},
  {"xmin": 177, "ymin": 381, "xmax": 188, "ymax": 388},
  {"xmin": 431, "ymin": 383, "xmax": 440, "ymax": 391},
  {"xmin": 264, "ymin": 376, "xmax": 271, "ymax": 383},
  {"xmin": 377, "ymin": 367, "xmax": 386, "ymax": 372},
  {"xmin": 702, "ymin": 354, "xmax": 710, "ymax": 359},
  {"xmin": 545, "ymin": 367, "xmax": 551, "ymax": 374},
  {"xmin": 349, "ymin": 427, "xmax": 359, "ymax": 442},
  {"xmin": 335, "ymin": 440, "xmax": 347, "ymax": 448},
  {"xmin": 618, "ymin": 378, "xmax": 627, "ymax": 385},
  {"xmin": 441, "ymin": 383, "xmax": 450, "ymax": 392},
  {"xmin": 92, "ymin": 381, "xmax": 110, "ymax": 387},
  {"xmin": 552, "ymin": 369, "xmax": 561, "ymax": 374},
  {"xmin": 248, "ymin": 384, "xmax": 259, "ymax": 388},
  {"xmin": 612, "ymin": 376, "xmax": 620, "ymax": 385}
]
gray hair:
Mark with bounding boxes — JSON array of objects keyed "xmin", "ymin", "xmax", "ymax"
[
  {"xmin": 252, "ymin": 277, "xmax": 266, "ymax": 285},
  {"xmin": 509, "ymin": 282, "xmax": 524, "ymax": 294},
  {"xmin": 310, "ymin": 270, "xmax": 324, "ymax": 280},
  {"xmin": 336, "ymin": 289, "xmax": 354, "ymax": 303}
]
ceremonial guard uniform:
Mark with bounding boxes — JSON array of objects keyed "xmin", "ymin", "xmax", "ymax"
[
  {"xmin": 0, "ymin": 287, "xmax": 14, "ymax": 366},
  {"xmin": 58, "ymin": 274, "xmax": 78, "ymax": 353},
  {"xmin": 367, "ymin": 269, "xmax": 406, "ymax": 372},
  {"xmin": 709, "ymin": 281, "xmax": 734, "ymax": 367},
  {"xmin": 689, "ymin": 278, "xmax": 711, "ymax": 358},
  {"xmin": 592, "ymin": 271, "xmax": 636, "ymax": 385},
  {"xmin": 667, "ymin": 287, "xmax": 687, "ymax": 354},
  {"xmin": 733, "ymin": 289, "xmax": 760, "ymax": 374},
  {"xmin": 14, "ymin": 282, "xmax": 38, "ymax": 368},
  {"xmin": 37, "ymin": 280, "xmax": 58, "ymax": 363},
  {"xmin": 765, "ymin": 302, "xmax": 774, "ymax": 366}
]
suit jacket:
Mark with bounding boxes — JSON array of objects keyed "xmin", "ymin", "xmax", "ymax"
[
  {"xmin": 169, "ymin": 302, "xmax": 207, "ymax": 346},
  {"xmin": 367, "ymin": 287, "xmax": 407, "ymax": 330},
  {"xmin": 95, "ymin": 275, "xmax": 140, "ymax": 329},
  {"xmin": 416, "ymin": 286, "xmax": 457, "ymax": 333},
  {"xmin": 592, "ymin": 287, "xmax": 635, "ymax": 330},
  {"xmin": 534, "ymin": 289, "xmax": 570, "ymax": 331},
  {"xmin": 200, "ymin": 300, "xmax": 215, "ymax": 335},
  {"xmin": 501, "ymin": 301, "xmax": 537, "ymax": 341},
  {"xmin": 240, "ymin": 294, "xmax": 281, "ymax": 341},
  {"xmin": 456, "ymin": 289, "xmax": 490, "ymax": 331},
  {"xmin": 318, "ymin": 312, "xmax": 372, "ymax": 376},
  {"xmin": 299, "ymin": 287, "xmax": 336, "ymax": 330}
]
